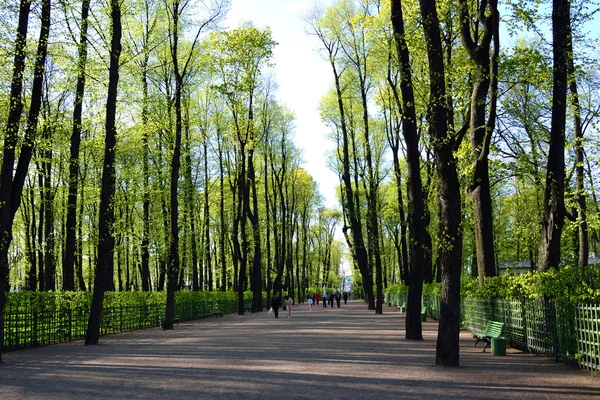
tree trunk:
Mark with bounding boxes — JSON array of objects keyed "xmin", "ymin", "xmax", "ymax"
[
  {"xmin": 43, "ymin": 122, "xmax": 55, "ymax": 291},
  {"xmin": 64, "ymin": 0, "xmax": 90, "ymax": 292},
  {"xmin": 85, "ymin": 0, "xmax": 120, "ymax": 344},
  {"xmin": 391, "ymin": 0, "xmax": 428, "ymax": 339},
  {"xmin": 331, "ymin": 59, "xmax": 374, "ymax": 310},
  {"xmin": 566, "ymin": 22, "xmax": 587, "ymax": 267},
  {"xmin": 218, "ymin": 131, "xmax": 227, "ymax": 290},
  {"xmin": 184, "ymin": 115, "xmax": 199, "ymax": 291},
  {"xmin": 418, "ymin": 0, "xmax": 462, "ymax": 366},
  {"xmin": 140, "ymin": 47, "xmax": 152, "ymax": 292},
  {"xmin": 165, "ymin": 0, "xmax": 183, "ymax": 329},
  {"xmin": 458, "ymin": 0, "xmax": 499, "ymax": 282},
  {"xmin": 248, "ymin": 149, "xmax": 262, "ymax": 312},
  {"xmin": 538, "ymin": 0, "xmax": 570, "ymax": 271}
]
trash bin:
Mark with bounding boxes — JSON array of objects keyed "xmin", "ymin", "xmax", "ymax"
[
  {"xmin": 491, "ymin": 337, "xmax": 506, "ymax": 356},
  {"xmin": 421, "ymin": 311, "xmax": 427, "ymax": 322}
]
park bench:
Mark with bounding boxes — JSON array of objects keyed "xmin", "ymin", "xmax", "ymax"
[
  {"xmin": 210, "ymin": 307, "xmax": 223, "ymax": 317},
  {"xmin": 473, "ymin": 320, "xmax": 504, "ymax": 352},
  {"xmin": 397, "ymin": 302, "xmax": 406, "ymax": 312}
]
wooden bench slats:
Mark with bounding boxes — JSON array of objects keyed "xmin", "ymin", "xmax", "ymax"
[{"xmin": 473, "ymin": 320, "xmax": 504, "ymax": 352}]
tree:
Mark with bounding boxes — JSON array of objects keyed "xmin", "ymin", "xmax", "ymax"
[
  {"xmin": 210, "ymin": 24, "xmax": 275, "ymax": 314},
  {"xmin": 418, "ymin": 0, "xmax": 463, "ymax": 366},
  {"xmin": 85, "ymin": 0, "xmax": 121, "ymax": 345},
  {"xmin": 538, "ymin": 0, "xmax": 571, "ymax": 271},
  {"xmin": 63, "ymin": 0, "xmax": 91, "ymax": 292},
  {"xmin": 305, "ymin": 5, "xmax": 375, "ymax": 310},
  {"xmin": 163, "ymin": 0, "xmax": 227, "ymax": 329},
  {"xmin": 390, "ymin": 0, "xmax": 427, "ymax": 340},
  {"xmin": 458, "ymin": 0, "xmax": 500, "ymax": 282},
  {"xmin": 0, "ymin": 0, "xmax": 51, "ymax": 361}
]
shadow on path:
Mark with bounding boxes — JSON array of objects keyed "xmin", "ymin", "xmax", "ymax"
[{"xmin": 1, "ymin": 300, "xmax": 598, "ymax": 399}]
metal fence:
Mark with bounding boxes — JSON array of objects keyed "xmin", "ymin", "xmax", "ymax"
[
  {"xmin": 3, "ymin": 293, "xmax": 259, "ymax": 352},
  {"xmin": 385, "ymin": 293, "xmax": 600, "ymax": 372}
]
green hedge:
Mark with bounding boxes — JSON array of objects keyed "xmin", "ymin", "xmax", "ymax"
[
  {"xmin": 3, "ymin": 290, "xmax": 261, "ymax": 351},
  {"xmin": 384, "ymin": 264, "xmax": 600, "ymax": 304}
]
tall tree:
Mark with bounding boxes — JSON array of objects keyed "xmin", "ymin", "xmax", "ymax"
[
  {"xmin": 458, "ymin": 0, "xmax": 500, "ymax": 282},
  {"xmin": 306, "ymin": 6, "xmax": 375, "ymax": 310},
  {"xmin": 63, "ymin": 0, "xmax": 91, "ymax": 292},
  {"xmin": 85, "ymin": 0, "xmax": 121, "ymax": 345},
  {"xmin": 0, "ymin": 0, "xmax": 50, "ymax": 361},
  {"xmin": 163, "ymin": 0, "xmax": 227, "ymax": 329},
  {"xmin": 390, "ymin": 0, "xmax": 427, "ymax": 340},
  {"xmin": 418, "ymin": 0, "xmax": 463, "ymax": 366},
  {"xmin": 538, "ymin": 0, "xmax": 571, "ymax": 271},
  {"xmin": 566, "ymin": 12, "xmax": 587, "ymax": 267}
]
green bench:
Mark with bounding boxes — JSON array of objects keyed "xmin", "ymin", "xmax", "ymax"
[
  {"xmin": 473, "ymin": 320, "xmax": 504, "ymax": 352},
  {"xmin": 210, "ymin": 307, "xmax": 223, "ymax": 317},
  {"xmin": 397, "ymin": 302, "xmax": 407, "ymax": 313}
]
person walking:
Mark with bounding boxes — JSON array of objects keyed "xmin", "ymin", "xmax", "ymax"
[
  {"xmin": 343, "ymin": 292, "xmax": 348, "ymax": 305},
  {"xmin": 308, "ymin": 296, "xmax": 313, "ymax": 311},
  {"xmin": 335, "ymin": 292, "xmax": 341, "ymax": 308},
  {"xmin": 323, "ymin": 293, "xmax": 328, "ymax": 308},
  {"xmin": 284, "ymin": 295, "xmax": 294, "ymax": 318},
  {"xmin": 271, "ymin": 292, "xmax": 281, "ymax": 319}
]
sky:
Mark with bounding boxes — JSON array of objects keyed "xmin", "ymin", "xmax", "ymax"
[{"xmin": 225, "ymin": 0, "xmax": 339, "ymax": 209}]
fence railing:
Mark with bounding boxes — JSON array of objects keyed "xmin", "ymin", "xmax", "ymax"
[
  {"xmin": 385, "ymin": 293, "xmax": 600, "ymax": 372},
  {"xmin": 3, "ymin": 292, "xmax": 260, "ymax": 352}
]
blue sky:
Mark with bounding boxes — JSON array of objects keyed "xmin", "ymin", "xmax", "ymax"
[
  {"xmin": 226, "ymin": 0, "xmax": 339, "ymax": 209},
  {"xmin": 225, "ymin": 0, "xmax": 600, "ymax": 212}
]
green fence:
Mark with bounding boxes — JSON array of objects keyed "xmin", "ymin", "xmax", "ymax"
[
  {"xmin": 385, "ymin": 293, "xmax": 600, "ymax": 372},
  {"xmin": 3, "ymin": 291, "xmax": 261, "ymax": 352}
]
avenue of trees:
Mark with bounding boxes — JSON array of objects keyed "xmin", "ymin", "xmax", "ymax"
[{"xmin": 1, "ymin": 0, "xmax": 599, "ymax": 367}]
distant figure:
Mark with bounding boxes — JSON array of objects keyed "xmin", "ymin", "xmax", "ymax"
[
  {"xmin": 330, "ymin": 294, "xmax": 334, "ymax": 308},
  {"xmin": 323, "ymin": 293, "xmax": 328, "ymax": 308},
  {"xmin": 308, "ymin": 296, "xmax": 313, "ymax": 311},
  {"xmin": 335, "ymin": 292, "xmax": 341, "ymax": 308},
  {"xmin": 271, "ymin": 292, "xmax": 281, "ymax": 319},
  {"xmin": 343, "ymin": 292, "xmax": 348, "ymax": 305},
  {"xmin": 284, "ymin": 295, "xmax": 294, "ymax": 318},
  {"xmin": 315, "ymin": 293, "xmax": 320, "ymax": 305}
]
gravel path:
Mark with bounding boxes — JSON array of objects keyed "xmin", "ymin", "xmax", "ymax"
[{"xmin": 1, "ymin": 300, "xmax": 599, "ymax": 399}]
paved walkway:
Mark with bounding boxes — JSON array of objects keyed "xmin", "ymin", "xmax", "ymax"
[{"xmin": 0, "ymin": 300, "xmax": 599, "ymax": 399}]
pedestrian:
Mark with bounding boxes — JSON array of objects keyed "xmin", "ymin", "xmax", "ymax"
[
  {"xmin": 315, "ymin": 293, "xmax": 320, "ymax": 305},
  {"xmin": 284, "ymin": 295, "xmax": 294, "ymax": 318},
  {"xmin": 323, "ymin": 293, "xmax": 328, "ymax": 308},
  {"xmin": 330, "ymin": 293, "xmax": 334, "ymax": 308},
  {"xmin": 343, "ymin": 292, "xmax": 348, "ymax": 305},
  {"xmin": 308, "ymin": 296, "xmax": 313, "ymax": 311},
  {"xmin": 335, "ymin": 292, "xmax": 341, "ymax": 308},
  {"xmin": 271, "ymin": 292, "xmax": 281, "ymax": 319}
]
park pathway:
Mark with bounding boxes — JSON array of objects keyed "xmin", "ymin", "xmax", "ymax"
[{"xmin": 0, "ymin": 300, "xmax": 599, "ymax": 399}]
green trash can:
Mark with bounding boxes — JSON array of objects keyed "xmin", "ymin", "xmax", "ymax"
[
  {"xmin": 420, "ymin": 311, "xmax": 426, "ymax": 322},
  {"xmin": 491, "ymin": 337, "xmax": 506, "ymax": 356}
]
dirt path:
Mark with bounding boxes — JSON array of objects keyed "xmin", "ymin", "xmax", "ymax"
[{"xmin": 1, "ymin": 300, "xmax": 598, "ymax": 399}]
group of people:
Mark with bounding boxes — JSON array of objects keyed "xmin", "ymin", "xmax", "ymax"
[
  {"xmin": 318, "ymin": 291, "xmax": 349, "ymax": 308},
  {"xmin": 270, "ymin": 292, "xmax": 293, "ymax": 318},
  {"xmin": 270, "ymin": 291, "xmax": 350, "ymax": 319}
]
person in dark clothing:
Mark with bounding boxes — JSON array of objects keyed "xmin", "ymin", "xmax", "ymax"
[
  {"xmin": 343, "ymin": 292, "xmax": 348, "ymax": 305},
  {"xmin": 271, "ymin": 292, "xmax": 281, "ymax": 319},
  {"xmin": 330, "ymin": 294, "xmax": 334, "ymax": 308},
  {"xmin": 335, "ymin": 292, "xmax": 341, "ymax": 308},
  {"xmin": 323, "ymin": 294, "xmax": 328, "ymax": 308}
]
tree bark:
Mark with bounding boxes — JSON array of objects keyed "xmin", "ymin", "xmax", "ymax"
[
  {"xmin": 458, "ymin": 0, "xmax": 499, "ymax": 282},
  {"xmin": 64, "ymin": 0, "xmax": 90, "ymax": 292},
  {"xmin": 538, "ymin": 0, "xmax": 570, "ymax": 271},
  {"xmin": 566, "ymin": 20, "xmax": 587, "ymax": 267},
  {"xmin": 85, "ymin": 0, "xmax": 120, "ymax": 344},
  {"xmin": 418, "ymin": 0, "xmax": 463, "ymax": 367},
  {"xmin": 391, "ymin": 0, "xmax": 428, "ymax": 339}
]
